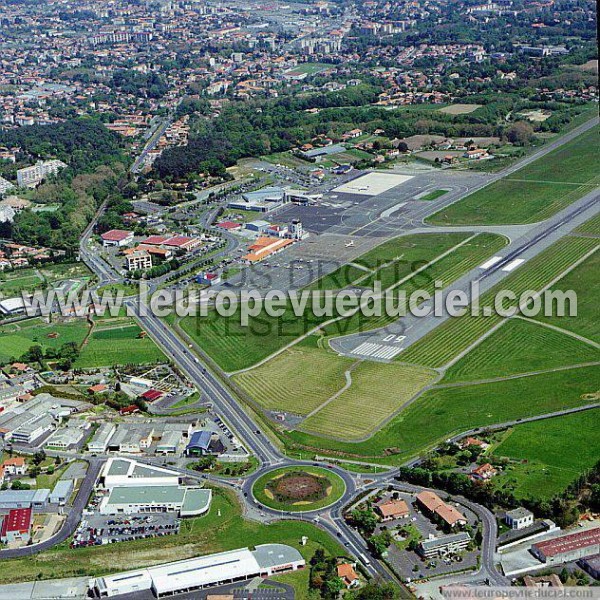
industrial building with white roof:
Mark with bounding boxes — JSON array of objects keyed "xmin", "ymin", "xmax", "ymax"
[{"xmin": 94, "ymin": 544, "xmax": 305, "ymax": 597}]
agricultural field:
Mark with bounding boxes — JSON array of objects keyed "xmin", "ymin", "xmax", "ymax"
[
  {"xmin": 234, "ymin": 336, "xmax": 354, "ymax": 415},
  {"xmin": 76, "ymin": 320, "xmax": 165, "ymax": 368},
  {"xmin": 442, "ymin": 318, "xmax": 600, "ymax": 383},
  {"xmin": 285, "ymin": 365, "xmax": 599, "ymax": 463},
  {"xmin": 532, "ymin": 250, "xmax": 599, "ymax": 343},
  {"xmin": 427, "ymin": 125, "xmax": 600, "ymax": 225},
  {"xmin": 0, "ymin": 486, "xmax": 344, "ymax": 598},
  {"xmin": 400, "ymin": 235, "xmax": 599, "ymax": 368},
  {"xmin": 0, "ymin": 318, "xmax": 90, "ymax": 364},
  {"xmin": 300, "ymin": 362, "xmax": 437, "ymax": 439},
  {"xmin": 490, "ymin": 409, "xmax": 600, "ymax": 499}
]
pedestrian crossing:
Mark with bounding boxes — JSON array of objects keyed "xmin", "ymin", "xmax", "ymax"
[{"xmin": 350, "ymin": 341, "xmax": 403, "ymax": 360}]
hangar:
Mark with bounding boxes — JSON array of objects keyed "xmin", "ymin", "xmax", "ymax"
[{"xmin": 94, "ymin": 544, "xmax": 305, "ymax": 597}]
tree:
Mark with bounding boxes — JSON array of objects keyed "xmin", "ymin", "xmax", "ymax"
[
  {"xmin": 506, "ymin": 121, "xmax": 535, "ymax": 145},
  {"xmin": 351, "ymin": 508, "xmax": 378, "ymax": 536}
]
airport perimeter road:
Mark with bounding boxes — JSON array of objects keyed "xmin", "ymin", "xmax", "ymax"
[
  {"xmin": 0, "ymin": 458, "xmax": 103, "ymax": 558},
  {"xmin": 330, "ymin": 188, "xmax": 600, "ymax": 361}
]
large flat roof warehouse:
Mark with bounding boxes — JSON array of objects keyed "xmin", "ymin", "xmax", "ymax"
[
  {"xmin": 333, "ymin": 172, "xmax": 413, "ymax": 196},
  {"xmin": 94, "ymin": 544, "xmax": 305, "ymax": 598}
]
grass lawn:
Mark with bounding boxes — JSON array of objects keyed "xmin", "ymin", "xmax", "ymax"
[
  {"xmin": 0, "ymin": 318, "xmax": 90, "ymax": 363},
  {"xmin": 0, "ymin": 270, "xmax": 44, "ymax": 295},
  {"xmin": 533, "ymin": 250, "xmax": 599, "ymax": 343},
  {"xmin": 283, "ymin": 365, "xmax": 600, "ymax": 464},
  {"xmin": 574, "ymin": 212, "xmax": 600, "ymax": 236},
  {"xmin": 301, "ymin": 362, "xmax": 437, "ymax": 440},
  {"xmin": 427, "ymin": 125, "xmax": 600, "ymax": 225},
  {"xmin": 491, "ymin": 409, "xmax": 600, "ymax": 499},
  {"xmin": 419, "ymin": 189, "xmax": 449, "ymax": 201},
  {"xmin": 76, "ymin": 321, "xmax": 165, "ymax": 367},
  {"xmin": 401, "ymin": 235, "xmax": 599, "ymax": 368},
  {"xmin": 0, "ymin": 487, "xmax": 345, "ymax": 591},
  {"xmin": 234, "ymin": 336, "xmax": 355, "ymax": 415},
  {"xmin": 442, "ymin": 318, "xmax": 599, "ymax": 383},
  {"xmin": 252, "ymin": 466, "xmax": 346, "ymax": 512}
]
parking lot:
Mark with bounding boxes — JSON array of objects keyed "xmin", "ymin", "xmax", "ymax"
[{"xmin": 72, "ymin": 513, "xmax": 180, "ymax": 549}]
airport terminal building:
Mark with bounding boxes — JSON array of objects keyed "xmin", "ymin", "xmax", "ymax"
[{"xmin": 94, "ymin": 544, "xmax": 305, "ymax": 597}]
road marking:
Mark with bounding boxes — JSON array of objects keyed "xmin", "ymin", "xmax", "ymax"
[
  {"xmin": 501, "ymin": 258, "xmax": 525, "ymax": 272},
  {"xmin": 351, "ymin": 342, "xmax": 403, "ymax": 360},
  {"xmin": 479, "ymin": 255, "xmax": 503, "ymax": 270}
]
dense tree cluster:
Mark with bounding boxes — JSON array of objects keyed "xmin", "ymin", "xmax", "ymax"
[{"xmin": 110, "ymin": 69, "xmax": 169, "ymax": 99}]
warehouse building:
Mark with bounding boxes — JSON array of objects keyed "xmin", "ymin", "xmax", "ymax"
[
  {"xmin": 94, "ymin": 544, "xmax": 305, "ymax": 597},
  {"xmin": 49, "ymin": 480, "xmax": 74, "ymax": 506},
  {"xmin": 0, "ymin": 507, "xmax": 33, "ymax": 543},
  {"xmin": 531, "ymin": 528, "xmax": 600, "ymax": 565},
  {"xmin": 87, "ymin": 423, "xmax": 116, "ymax": 453},
  {"xmin": 0, "ymin": 489, "xmax": 49, "ymax": 510},
  {"xmin": 419, "ymin": 532, "xmax": 471, "ymax": 558},
  {"xmin": 99, "ymin": 485, "xmax": 211, "ymax": 517},
  {"xmin": 100, "ymin": 458, "xmax": 180, "ymax": 489}
]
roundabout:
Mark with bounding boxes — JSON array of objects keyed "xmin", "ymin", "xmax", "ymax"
[{"xmin": 252, "ymin": 466, "xmax": 346, "ymax": 512}]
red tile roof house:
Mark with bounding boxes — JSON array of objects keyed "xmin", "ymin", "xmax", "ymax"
[
  {"xmin": 1, "ymin": 508, "xmax": 33, "ymax": 543},
  {"xmin": 416, "ymin": 491, "xmax": 467, "ymax": 528},
  {"xmin": 101, "ymin": 229, "xmax": 134, "ymax": 248},
  {"xmin": 471, "ymin": 463, "xmax": 498, "ymax": 481},
  {"xmin": 337, "ymin": 563, "xmax": 360, "ymax": 588},
  {"xmin": 376, "ymin": 499, "xmax": 410, "ymax": 522}
]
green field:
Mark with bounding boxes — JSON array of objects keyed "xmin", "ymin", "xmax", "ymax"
[
  {"xmin": 427, "ymin": 126, "xmax": 600, "ymax": 225},
  {"xmin": 182, "ymin": 232, "xmax": 506, "ymax": 372},
  {"xmin": 419, "ymin": 189, "xmax": 449, "ymax": 201},
  {"xmin": 284, "ymin": 365, "xmax": 599, "ymax": 463},
  {"xmin": 0, "ymin": 318, "xmax": 90, "ymax": 363},
  {"xmin": 0, "ymin": 487, "xmax": 344, "ymax": 597},
  {"xmin": 301, "ymin": 362, "xmax": 437, "ymax": 439},
  {"xmin": 76, "ymin": 321, "xmax": 165, "ymax": 367},
  {"xmin": 574, "ymin": 213, "xmax": 600, "ymax": 236},
  {"xmin": 234, "ymin": 336, "xmax": 354, "ymax": 415},
  {"xmin": 491, "ymin": 410, "xmax": 600, "ymax": 499},
  {"xmin": 442, "ymin": 318, "xmax": 600, "ymax": 383},
  {"xmin": 252, "ymin": 466, "xmax": 346, "ymax": 512},
  {"xmin": 400, "ymin": 235, "xmax": 599, "ymax": 368},
  {"xmin": 533, "ymin": 250, "xmax": 599, "ymax": 343}
]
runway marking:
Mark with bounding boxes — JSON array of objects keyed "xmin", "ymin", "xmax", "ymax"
[
  {"xmin": 479, "ymin": 255, "xmax": 503, "ymax": 269},
  {"xmin": 501, "ymin": 258, "xmax": 525, "ymax": 272},
  {"xmin": 351, "ymin": 342, "xmax": 403, "ymax": 360}
]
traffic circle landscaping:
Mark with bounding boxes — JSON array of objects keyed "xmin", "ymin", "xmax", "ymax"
[{"xmin": 252, "ymin": 466, "xmax": 346, "ymax": 512}]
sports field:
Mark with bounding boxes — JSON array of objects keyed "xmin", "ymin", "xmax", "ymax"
[
  {"xmin": 442, "ymin": 318, "xmax": 600, "ymax": 383},
  {"xmin": 285, "ymin": 365, "xmax": 600, "ymax": 463},
  {"xmin": 76, "ymin": 320, "xmax": 165, "ymax": 367},
  {"xmin": 427, "ymin": 125, "xmax": 600, "ymax": 225},
  {"xmin": 0, "ymin": 318, "xmax": 90, "ymax": 363},
  {"xmin": 300, "ymin": 362, "xmax": 437, "ymax": 439},
  {"xmin": 400, "ymin": 235, "xmax": 599, "ymax": 368},
  {"xmin": 491, "ymin": 409, "xmax": 600, "ymax": 499}
]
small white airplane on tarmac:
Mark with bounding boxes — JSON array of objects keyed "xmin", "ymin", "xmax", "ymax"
[{"xmin": 345, "ymin": 240, "xmax": 355, "ymax": 247}]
